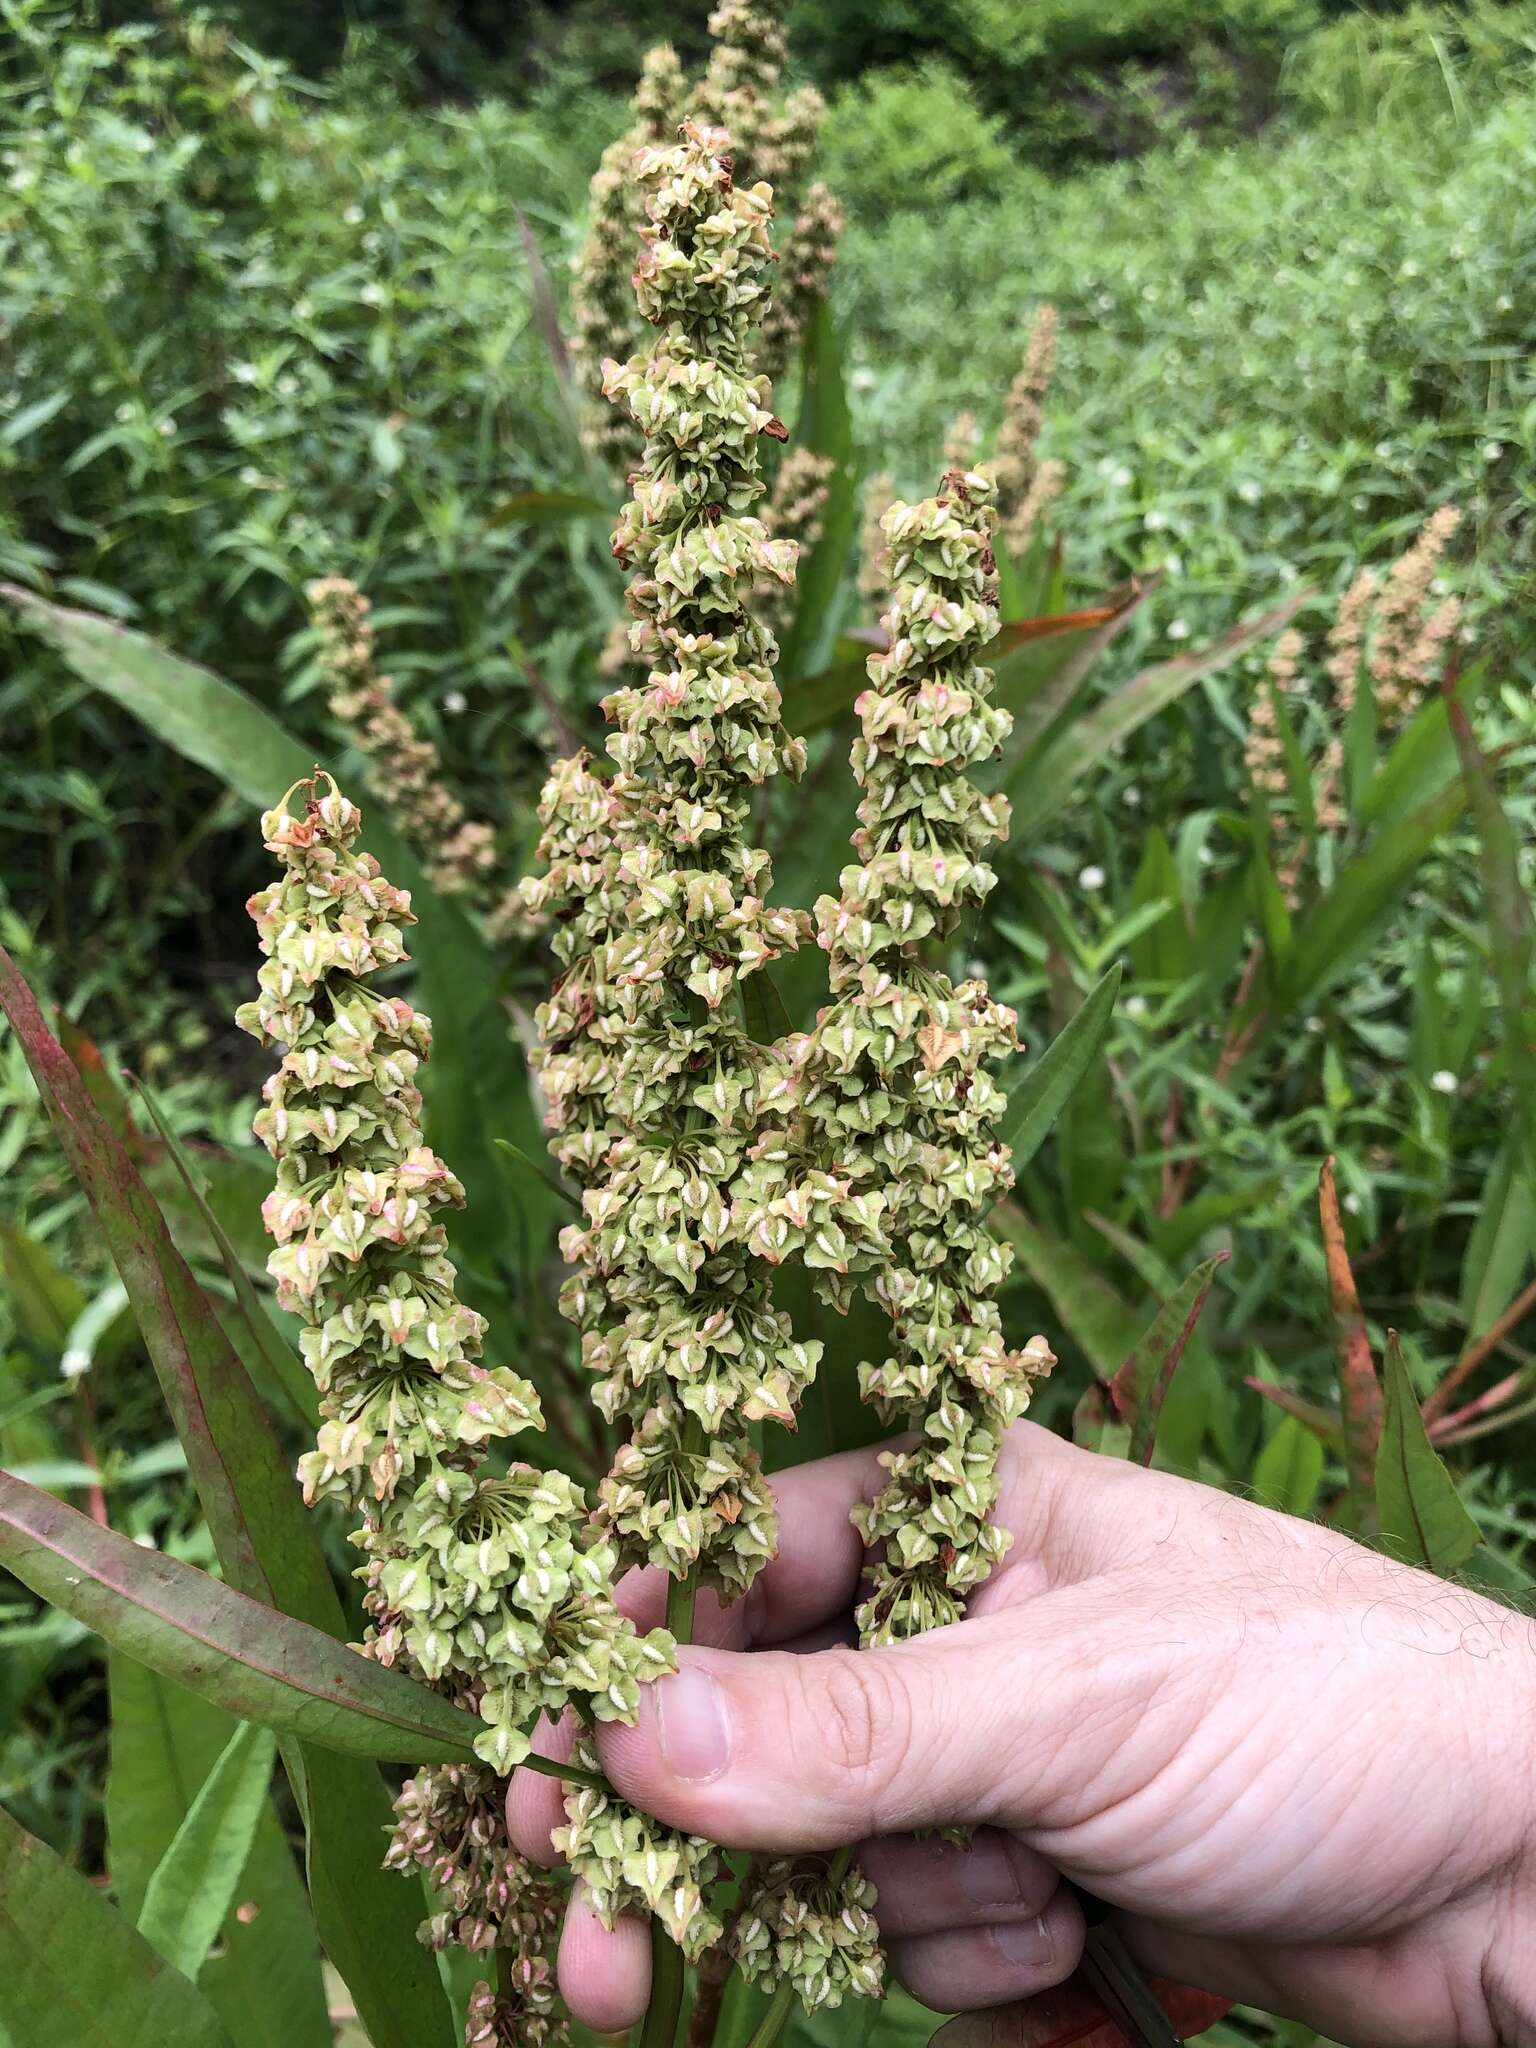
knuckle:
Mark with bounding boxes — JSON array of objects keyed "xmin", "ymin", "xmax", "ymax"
[{"xmin": 808, "ymin": 1648, "xmax": 914, "ymax": 1817}]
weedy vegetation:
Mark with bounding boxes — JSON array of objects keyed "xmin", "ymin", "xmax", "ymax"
[{"xmin": 3, "ymin": 1, "xmax": 1536, "ymax": 2045}]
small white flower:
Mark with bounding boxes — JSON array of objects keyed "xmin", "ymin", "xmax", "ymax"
[
  {"xmin": 849, "ymin": 367, "xmax": 876, "ymax": 392},
  {"xmin": 1122, "ymin": 784, "xmax": 1141, "ymax": 808},
  {"xmin": 359, "ymin": 281, "xmax": 386, "ymax": 307},
  {"xmin": 1343, "ymin": 1191, "xmax": 1362, "ymax": 1215},
  {"xmin": 1144, "ymin": 508, "xmax": 1168, "ymax": 531},
  {"xmin": 1078, "ymin": 864, "xmax": 1106, "ymax": 891},
  {"xmin": 1110, "ymin": 464, "xmax": 1133, "ymax": 490},
  {"xmin": 158, "ymin": 416, "xmax": 176, "ymax": 437},
  {"xmin": 443, "ymin": 688, "xmax": 468, "ymax": 714},
  {"xmin": 1124, "ymin": 993, "xmax": 1148, "ymax": 1020},
  {"xmin": 133, "ymin": 1532, "xmax": 157, "ymax": 1549},
  {"xmin": 294, "ymin": 297, "xmax": 313, "ymax": 319},
  {"xmin": 114, "ymin": 401, "xmax": 135, "ymax": 423},
  {"xmin": 233, "ymin": 361, "xmax": 258, "ymax": 384},
  {"xmin": 60, "ymin": 1347, "xmax": 92, "ymax": 1381},
  {"xmin": 1167, "ymin": 617, "xmax": 1190, "ymax": 641},
  {"xmin": 1162, "ymin": 552, "xmax": 1183, "ymax": 578},
  {"xmin": 1430, "ymin": 1068, "xmax": 1458, "ymax": 1096},
  {"xmin": 1374, "ymin": 440, "xmax": 1393, "ymax": 459},
  {"xmin": 344, "ymin": 203, "xmax": 365, "ymax": 225},
  {"xmin": 1496, "ymin": 294, "xmax": 1513, "ymax": 313},
  {"xmin": 1483, "ymin": 441, "xmax": 1504, "ymax": 462},
  {"xmin": 1238, "ymin": 479, "xmax": 1262, "ymax": 505},
  {"xmin": 276, "ymin": 373, "xmax": 299, "ymax": 397}
]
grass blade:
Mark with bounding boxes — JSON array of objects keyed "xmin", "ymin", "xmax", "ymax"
[
  {"xmin": 0, "ymin": 1805, "xmax": 237, "ymax": 2048},
  {"xmin": 138, "ymin": 1721, "xmax": 278, "ymax": 1982},
  {"xmin": 778, "ymin": 302, "xmax": 859, "ymax": 685}
]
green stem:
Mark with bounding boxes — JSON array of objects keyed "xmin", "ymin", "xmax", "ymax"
[
  {"xmin": 518, "ymin": 1751, "xmax": 608, "ymax": 1793},
  {"xmin": 740, "ymin": 1980, "xmax": 796, "ymax": 2048},
  {"xmin": 639, "ymin": 1916, "xmax": 686, "ymax": 2048},
  {"xmin": 667, "ymin": 1563, "xmax": 700, "ymax": 1640}
]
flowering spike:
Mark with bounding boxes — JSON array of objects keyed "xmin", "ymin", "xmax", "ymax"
[
  {"xmin": 768, "ymin": 472, "xmax": 1057, "ymax": 1642},
  {"xmin": 238, "ymin": 775, "xmax": 675, "ymax": 2024},
  {"xmin": 730, "ymin": 1857, "xmax": 885, "ymax": 2010}
]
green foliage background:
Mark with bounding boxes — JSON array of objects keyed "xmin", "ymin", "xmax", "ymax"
[{"xmin": 3, "ymin": 3, "xmax": 1536, "ymax": 2044}]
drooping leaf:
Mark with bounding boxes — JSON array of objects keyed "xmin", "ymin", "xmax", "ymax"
[
  {"xmin": 137, "ymin": 1721, "xmax": 279, "ymax": 1982},
  {"xmin": 0, "ymin": 1803, "xmax": 238, "ymax": 2048},
  {"xmin": 0, "ymin": 1222, "xmax": 85, "ymax": 1351},
  {"xmin": 1005, "ymin": 590, "xmax": 1311, "ymax": 827},
  {"xmin": 1318, "ymin": 1156, "xmax": 1383, "ymax": 1539},
  {"xmin": 107, "ymin": 1654, "xmax": 332, "ymax": 2048},
  {"xmin": 1251, "ymin": 1412, "xmax": 1325, "ymax": 1517},
  {"xmin": 1375, "ymin": 1334, "xmax": 1481, "ymax": 1576},
  {"xmin": 0, "ymin": 1469, "xmax": 485, "ymax": 1761},
  {"xmin": 1457, "ymin": 1133, "xmax": 1535, "ymax": 1341},
  {"xmin": 996, "ymin": 964, "xmax": 1121, "ymax": 1173},
  {"xmin": 0, "ymin": 950, "xmax": 457, "ymax": 2047},
  {"xmin": 1107, "ymin": 1253, "xmax": 1228, "ymax": 1465}
]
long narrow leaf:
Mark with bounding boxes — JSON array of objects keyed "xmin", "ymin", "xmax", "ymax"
[
  {"xmin": 0, "ymin": 1469, "xmax": 484, "ymax": 1761},
  {"xmin": 778, "ymin": 302, "xmax": 858, "ymax": 684},
  {"xmin": 997, "ymin": 964, "xmax": 1121, "ymax": 1172},
  {"xmin": 1005, "ymin": 590, "xmax": 1311, "ymax": 825},
  {"xmin": 138, "ymin": 1722, "xmax": 278, "ymax": 1981},
  {"xmin": 0, "ymin": 1804, "xmax": 238, "ymax": 2048}
]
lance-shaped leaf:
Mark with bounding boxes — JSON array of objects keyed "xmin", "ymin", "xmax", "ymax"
[
  {"xmin": 1319, "ymin": 1156, "xmax": 1383, "ymax": 1538},
  {"xmin": 0, "ymin": 948, "xmax": 457, "ymax": 2048},
  {"xmin": 0, "ymin": 1803, "xmax": 238, "ymax": 2048},
  {"xmin": 992, "ymin": 1207, "xmax": 1140, "ymax": 1380},
  {"xmin": 1004, "ymin": 589, "xmax": 1311, "ymax": 828},
  {"xmin": 1376, "ymin": 1333, "xmax": 1481, "ymax": 1576},
  {"xmin": 997, "ymin": 963, "xmax": 1121, "ymax": 1174},
  {"xmin": 1107, "ymin": 1253, "xmax": 1228, "ymax": 1466},
  {"xmin": 137, "ymin": 1721, "xmax": 279, "ymax": 1982},
  {"xmin": 1244, "ymin": 1377, "xmax": 1344, "ymax": 1444},
  {"xmin": 0, "ymin": 1469, "xmax": 485, "ymax": 1761},
  {"xmin": 994, "ymin": 578, "xmax": 1157, "ymax": 764}
]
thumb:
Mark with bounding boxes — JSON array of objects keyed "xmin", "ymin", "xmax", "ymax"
[{"xmin": 594, "ymin": 1601, "xmax": 1108, "ymax": 1851}]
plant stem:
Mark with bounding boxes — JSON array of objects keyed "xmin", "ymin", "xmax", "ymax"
[
  {"xmin": 740, "ymin": 1980, "xmax": 796, "ymax": 2048},
  {"xmin": 639, "ymin": 1916, "xmax": 686, "ymax": 2048},
  {"xmin": 518, "ymin": 1751, "xmax": 608, "ymax": 1792},
  {"xmin": 667, "ymin": 1563, "xmax": 700, "ymax": 1640}
]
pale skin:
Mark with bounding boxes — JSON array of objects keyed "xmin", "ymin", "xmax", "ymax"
[{"xmin": 507, "ymin": 1423, "xmax": 1536, "ymax": 2046}]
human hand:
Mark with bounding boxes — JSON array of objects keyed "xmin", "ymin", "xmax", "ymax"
[{"xmin": 507, "ymin": 1422, "xmax": 1536, "ymax": 2046}]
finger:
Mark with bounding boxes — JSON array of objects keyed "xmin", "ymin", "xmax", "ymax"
[
  {"xmin": 615, "ymin": 1441, "xmax": 895, "ymax": 1647},
  {"xmin": 887, "ymin": 1884, "xmax": 1084, "ymax": 2013},
  {"xmin": 858, "ymin": 1830, "xmax": 1059, "ymax": 1939},
  {"xmin": 556, "ymin": 1881, "xmax": 651, "ymax": 2035},
  {"xmin": 596, "ymin": 1594, "xmax": 1158, "ymax": 1850},
  {"xmin": 506, "ymin": 1712, "xmax": 578, "ymax": 1867}
]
